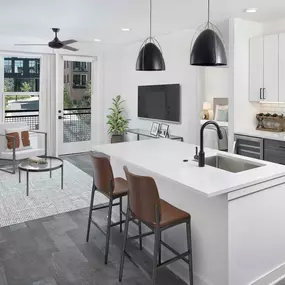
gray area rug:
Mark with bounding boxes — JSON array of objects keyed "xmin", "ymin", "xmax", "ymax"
[{"xmin": 0, "ymin": 161, "xmax": 107, "ymax": 227}]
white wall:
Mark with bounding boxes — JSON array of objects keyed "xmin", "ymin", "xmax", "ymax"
[
  {"xmin": 231, "ymin": 19, "xmax": 263, "ymax": 135},
  {"xmin": 205, "ymin": 67, "xmax": 229, "ymax": 104},
  {"xmin": 263, "ymin": 18, "xmax": 285, "ymax": 34},
  {"xmin": 102, "ymin": 29, "xmax": 203, "ymax": 144}
]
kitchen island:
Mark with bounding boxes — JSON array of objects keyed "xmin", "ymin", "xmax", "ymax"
[{"xmin": 93, "ymin": 139, "xmax": 285, "ymax": 285}]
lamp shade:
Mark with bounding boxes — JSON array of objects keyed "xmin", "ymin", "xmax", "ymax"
[
  {"xmin": 190, "ymin": 29, "xmax": 227, "ymax": 66},
  {"xmin": 203, "ymin": 102, "xmax": 212, "ymax": 110},
  {"xmin": 136, "ymin": 42, "xmax": 165, "ymax": 71}
]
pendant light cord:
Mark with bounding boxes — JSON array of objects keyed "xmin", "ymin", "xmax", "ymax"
[
  {"xmin": 207, "ymin": 0, "xmax": 210, "ymax": 28},
  {"xmin": 150, "ymin": 0, "xmax": 152, "ymax": 39}
]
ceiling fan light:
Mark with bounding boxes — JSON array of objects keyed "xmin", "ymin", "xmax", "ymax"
[
  {"xmin": 136, "ymin": 42, "xmax": 165, "ymax": 71},
  {"xmin": 190, "ymin": 29, "xmax": 227, "ymax": 66}
]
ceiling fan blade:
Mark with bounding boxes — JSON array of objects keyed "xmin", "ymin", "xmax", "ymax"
[
  {"xmin": 62, "ymin": 45, "xmax": 78, "ymax": 52},
  {"xmin": 14, "ymin": 44, "xmax": 47, "ymax": 46},
  {"xmin": 61, "ymin": 39, "xmax": 77, "ymax": 45}
]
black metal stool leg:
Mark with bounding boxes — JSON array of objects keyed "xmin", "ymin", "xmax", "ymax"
[
  {"xmin": 86, "ymin": 184, "xmax": 96, "ymax": 242},
  {"xmin": 186, "ymin": 219, "xmax": 194, "ymax": 285},
  {"xmin": 152, "ymin": 227, "xmax": 160, "ymax": 285},
  {"xmin": 105, "ymin": 195, "xmax": 113, "ymax": 264},
  {"xmin": 152, "ymin": 206, "xmax": 160, "ymax": 285},
  {"xmin": 119, "ymin": 206, "xmax": 130, "ymax": 282},
  {"xmin": 138, "ymin": 221, "xmax": 143, "ymax": 250},
  {"xmin": 119, "ymin": 197, "xmax": 123, "ymax": 233},
  {"xmin": 158, "ymin": 231, "xmax": 162, "ymax": 265}
]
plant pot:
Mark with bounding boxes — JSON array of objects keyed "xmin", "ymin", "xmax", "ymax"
[{"xmin": 111, "ymin": 134, "xmax": 124, "ymax": 144}]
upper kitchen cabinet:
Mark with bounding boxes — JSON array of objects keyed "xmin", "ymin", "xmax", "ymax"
[
  {"xmin": 249, "ymin": 34, "xmax": 279, "ymax": 102},
  {"xmin": 279, "ymin": 33, "xmax": 285, "ymax": 102},
  {"xmin": 264, "ymin": 34, "xmax": 279, "ymax": 102},
  {"xmin": 249, "ymin": 36, "xmax": 264, "ymax": 102}
]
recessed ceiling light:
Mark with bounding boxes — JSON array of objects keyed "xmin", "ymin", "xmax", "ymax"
[
  {"xmin": 121, "ymin": 28, "xmax": 131, "ymax": 32},
  {"xmin": 244, "ymin": 8, "xmax": 258, "ymax": 13},
  {"xmin": 94, "ymin": 38, "xmax": 102, "ymax": 42}
]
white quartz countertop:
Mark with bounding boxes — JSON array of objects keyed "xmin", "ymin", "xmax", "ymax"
[
  {"xmin": 92, "ymin": 139, "xmax": 285, "ymax": 198},
  {"xmin": 235, "ymin": 130, "xmax": 285, "ymax": 141}
]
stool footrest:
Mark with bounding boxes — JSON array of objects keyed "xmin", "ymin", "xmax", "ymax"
[
  {"xmin": 160, "ymin": 240, "xmax": 190, "ymax": 264},
  {"xmin": 92, "ymin": 202, "xmax": 120, "ymax": 211},
  {"xmin": 127, "ymin": 230, "xmax": 154, "ymax": 241},
  {"xmin": 158, "ymin": 251, "xmax": 190, "ymax": 268}
]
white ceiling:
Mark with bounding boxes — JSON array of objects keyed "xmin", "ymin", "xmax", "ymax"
[{"xmin": 1, "ymin": 0, "xmax": 285, "ymax": 45}]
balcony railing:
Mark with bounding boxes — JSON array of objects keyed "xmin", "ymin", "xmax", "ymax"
[
  {"xmin": 5, "ymin": 109, "xmax": 39, "ymax": 130},
  {"xmin": 4, "ymin": 108, "xmax": 91, "ymax": 143},
  {"xmin": 63, "ymin": 108, "xmax": 91, "ymax": 143}
]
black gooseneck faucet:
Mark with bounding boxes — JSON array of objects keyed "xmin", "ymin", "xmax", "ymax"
[{"xmin": 197, "ymin": 121, "xmax": 223, "ymax": 167}]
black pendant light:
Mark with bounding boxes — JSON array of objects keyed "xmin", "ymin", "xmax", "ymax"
[
  {"xmin": 190, "ymin": 0, "xmax": 227, "ymax": 66},
  {"xmin": 136, "ymin": 0, "xmax": 165, "ymax": 71}
]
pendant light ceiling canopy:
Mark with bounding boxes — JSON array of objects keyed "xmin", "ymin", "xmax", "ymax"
[
  {"xmin": 190, "ymin": 0, "xmax": 227, "ymax": 66},
  {"xmin": 136, "ymin": 0, "xmax": 165, "ymax": 71}
]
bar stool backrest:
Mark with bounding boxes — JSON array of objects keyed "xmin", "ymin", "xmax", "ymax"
[
  {"xmin": 124, "ymin": 166, "xmax": 161, "ymax": 224},
  {"xmin": 89, "ymin": 151, "xmax": 114, "ymax": 195}
]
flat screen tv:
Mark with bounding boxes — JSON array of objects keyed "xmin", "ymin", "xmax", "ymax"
[{"xmin": 138, "ymin": 84, "xmax": 181, "ymax": 123}]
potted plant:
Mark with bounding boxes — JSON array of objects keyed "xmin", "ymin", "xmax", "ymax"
[{"xmin": 107, "ymin": 95, "xmax": 129, "ymax": 143}]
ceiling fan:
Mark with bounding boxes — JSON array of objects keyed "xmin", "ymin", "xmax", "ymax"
[{"xmin": 15, "ymin": 28, "xmax": 79, "ymax": 51}]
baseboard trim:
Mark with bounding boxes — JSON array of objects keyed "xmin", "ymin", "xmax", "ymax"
[{"xmin": 250, "ymin": 262, "xmax": 285, "ymax": 285}]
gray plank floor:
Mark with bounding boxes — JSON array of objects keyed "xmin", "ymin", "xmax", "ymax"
[{"xmin": 0, "ymin": 153, "xmax": 187, "ymax": 285}]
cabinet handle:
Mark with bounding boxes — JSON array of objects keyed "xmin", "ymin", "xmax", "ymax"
[
  {"xmin": 263, "ymin": 88, "xmax": 266, "ymax": 99},
  {"xmin": 260, "ymin": 88, "xmax": 262, "ymax": 100},
  {"xmin": 278, "ymin": 146, "xmax": 285, "ymax": 149}
]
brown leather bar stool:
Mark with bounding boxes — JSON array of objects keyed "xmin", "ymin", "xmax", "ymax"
[
  {"xmin": 119, "ymin": 166, "xmax": 193, "ymax": 285},
  {"xmin": 86, "ymin": 152, "xmax": 142, "ymax": 264}
]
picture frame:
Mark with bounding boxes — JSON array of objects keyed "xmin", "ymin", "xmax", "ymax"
[
  {"xmin": 150, "ymin": 122, "xmax": 160, "ymax": 137},
  {"xmin": 159, "ymin": 123, "xmax": 169, "ymax": 138}
]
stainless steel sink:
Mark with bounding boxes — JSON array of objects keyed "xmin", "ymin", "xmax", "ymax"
[{"xmin": 204, "ymin": 155, "xmax": 265, "ymax": 173}]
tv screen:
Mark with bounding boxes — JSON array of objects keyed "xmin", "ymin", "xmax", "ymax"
[{"xmin": 138, "ymin": 84, "xmax": 180, "ymax": 122}]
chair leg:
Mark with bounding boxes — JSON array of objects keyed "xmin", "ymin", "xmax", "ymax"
[
  {"xmin": 138, "ymin": 221, "xmax": 143, "ymax": 250},
  {"xmin": 105, "ymin": 195, "xmax": 113, "ymax": 264},
  {"xmin": 12, "ymin": 158, "xmax": 16, "ymax": 174},
  {"xmin": 158, "ymin": 231, "xmax": 162, "ymax": 265},
  {"xmin": 119, "ymin": 197, "xmax": 123, "ymax": 233},
  {"xmin": 186, "ymin": 219, "xmax": 194, "ymax": 285},
  {"xmin": 152, "ymin": 227, "xmax": 160, "ymax": 285},
  {"xmin": 86, "ymin": 185, "xmax": 96, "ymax": 242},
  {"xmin": 119, "ymin": 206, "xmax": 130, "ymax": 282}
]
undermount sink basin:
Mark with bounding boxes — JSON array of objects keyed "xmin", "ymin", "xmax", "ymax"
[{"xmin": 204, "ymin": 155, "xmax": 265, "ymax": 173}]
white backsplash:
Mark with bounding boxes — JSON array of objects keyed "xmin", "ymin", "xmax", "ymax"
[{"xmin": 259, "ymin": 103, "xmax": 285, "ymax": 115}]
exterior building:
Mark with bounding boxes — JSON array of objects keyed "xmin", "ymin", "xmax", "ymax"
[
  {"xmin": 64, "ymin": 61, "xmax": 91, "ymax": 101},
  {"xmin": 4, "ymin": 57, "xmax": 40, "ymax": 92}
]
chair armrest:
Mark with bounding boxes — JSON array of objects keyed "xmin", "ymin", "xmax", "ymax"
[
  {"xmin": 29, "ymin": 131, "xmax": 47, "ymax": 156},
  {"xmin": 29, "ymin": 130, "xmax": 47, "ymax": 135},
  {"xmin": 0, "ymin": 133, "xmax": 16, "ymax": 140}
]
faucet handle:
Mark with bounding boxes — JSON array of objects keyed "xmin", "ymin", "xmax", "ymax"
[{"xmin": 194, "ymin": 146, "xmax": 199, "ymax": 160}]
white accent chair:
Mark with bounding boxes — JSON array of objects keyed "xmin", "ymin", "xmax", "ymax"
[{"xmin": 0, "ymin": 122, "xmax": 47, "ymax": 174}]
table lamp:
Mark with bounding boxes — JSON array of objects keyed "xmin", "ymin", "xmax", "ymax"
[{"xmin": 202, "ymin": 102, "xmax": 212, "ymax": 120}]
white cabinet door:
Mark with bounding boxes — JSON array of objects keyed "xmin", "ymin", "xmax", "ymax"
[
  {"xmin": 263, "ymin": 34, "xmax": 279, "ymax": 102},
  {"xmin": 279, "ymin": 33, "xmax": 285, "ymax": 102},
  {"xmin": 249, "ymin": 36, "xmax": 264, "ymax": 102}
]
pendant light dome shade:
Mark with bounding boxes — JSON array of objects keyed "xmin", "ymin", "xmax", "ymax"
[
  {"xmin": 136, "ymin": 42, "xmax": 165, "ymax": 71},
  {"xmin": 190, "ymin": 29, "xmax": 227, "ymax": 66},
  {"xmin": 190, "ymin": 0, "xmax": 227, "ymax": 66},
  {"xmin": 136, "ymin": 0, "xmax": 165, "ymax": 71}
]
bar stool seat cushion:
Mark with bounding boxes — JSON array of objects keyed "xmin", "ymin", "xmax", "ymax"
[
  {"xmin": 153, "ymin": 199, "xmax": 190, "ymax": 228},
  {"xmin": 112, "ymin": 177, "xmax": 128, "ymax": 198}
]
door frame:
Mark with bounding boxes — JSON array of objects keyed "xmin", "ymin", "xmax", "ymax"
[{"xmin": 55, "ymin": 54, "xmax": 97, "ymax": 155}]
